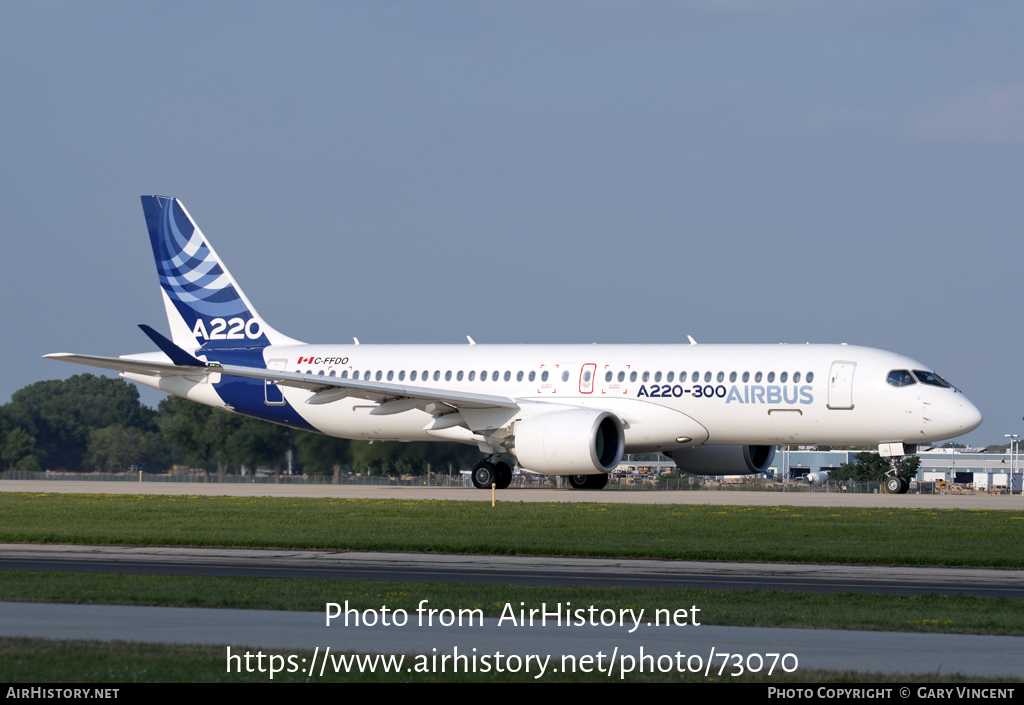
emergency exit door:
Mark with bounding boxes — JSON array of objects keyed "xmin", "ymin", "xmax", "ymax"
[{"xmin": 579, "ymin": 363, "xmax": 596, "ymax": 394}]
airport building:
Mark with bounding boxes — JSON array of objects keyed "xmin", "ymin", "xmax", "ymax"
[
  {"xmin": 616, "ymin": 449, "xmax": 1024, "ymax": 492},
  {"xmin": 772, "ymin": 449, "xmax": 1022, "ymax": 490}
]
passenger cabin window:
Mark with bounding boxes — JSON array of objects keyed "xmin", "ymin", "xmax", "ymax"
[
  {"xmin": 793, "ymin": 372, "xmax": 800, "ymax": 383},
  {"xmin": 666, "ymin": 372, "xmax": 675, "ymax": 382},
  {"xmin": 492, "ymin": 371, "xmax": 499, "ymax": 381},
  {"xmin": 517, "ymin": 371, "xmax": 524, "ymax": 381},
  {"xmin": 561, "ymin": 370, "xmax": 569, "ymax": 382},
  {"xmin": 691, "ymin": 371, "xmax": 699, "ymax": 382},
  {"xmin": 767, "ymin": 372, "xmax": 775, "ymax": 383},
  {"xmin": 329, "ymin": 370, "xmax": 336, "ymax": 377},
  {"xmin": 780, "ymin": 372, "xmax": 788, "ymax": 383},
  {"xmin": 445, "ymin": 371, "xmax": 452, "ymax": 381},
  {"xmin": 617, "ymin": 371, "xmax": 625, "ymax": 382},
  {"xmin": 387, "ymin": 371, "xmax": 394, "ymax": 381},
  {"xmin": 654, "ymin": 372, "xmax": 662, "ymax": 382},
  {"xmin": 754, "ymin": 372, "xmax": 762, "ymax": 383},
  {"xmin": 341, "ymin": 371, "xmax": 349, "ymax": 379},
  {"xmin": 642, "ymin": 372, "xmax": 650, "ymax": 382},
  {"xmin": 630, "ymin": 371, "xmax": 637, "ymax": 383},
  {"xmin": 505, "ymin": 371, "xmax": 512, "ymax": 382},
  {"xmin": 318, "ymin": 370, "xmax": 325, "ymax": 376},
  {"xmin": 352, "ymin": 371, "xmax": 360, "ymax": 380},
  {"xmin": 422, "ymin": 370, "xmax": 428, "ymax": 380},
  {"xmin": 729, "ymin": 371, "xmax": 737, "ymax": 382},
  {"xmin": 409, "ymin": 371, "xmax": 416, "ymax": 381},
  {"xmin": 542, "ymin": 371, "xmax": 549, "ymax": 382},
  {"xmin": 913, "ymin": 370, "xmax": 951, "ymax": 388},
  {"xmin": 398, "ymin": 371, "xmax": 405, "ymax": 381},
  {"xmin": 806, "ymin": 372, "xmax": 814, "ymax": 383},
  {"xmin": 433, "ymin": 371, "xmax": 440, "ymax": 381},
  {"xmin": 457, "ymin": 371, "xmax": 464, "ymax": 381},
  {"xmin": 605, "ymin": 371, "xmax": 613, "ymax": 382},
  {"xmin": 376, "ymin": 371, "xmax": 383, "ymax": 381},
  {"xmin": 480, "ymin": 371, "xmax": 487, "ymax": 381},
  {"xmin": 704, "ymin": 372, "xmax": 712, "ymax": 383},
  {"xmin": 469, "ymin": 371, "xmax": 476, "ymax": 381},
  {"xmin": 887, "ymin": 370, "xmax": 917, "ymax": 387},
  {"xmin": 716, "ymin": 372, "xmax": 724, "ymax": 383},
  {"xmin": 529, "ymin": 371, "xmax": 536, "ymax": 382},
  {"xmin": 742, "ymin": 371, "xmax": 749, "ymax": 383},
  {"xmin": 584, "ymin": 370, "xmax": 592, "ymax": 382}
]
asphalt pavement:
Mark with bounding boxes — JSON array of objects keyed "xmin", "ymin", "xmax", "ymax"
[
  {"xmin": 3, "ymin": 479, "xmax": 1023, "ymax": 509},
  {"xmin": 3, "ymin": 544, "xmax": 1023, "ymax": 598}
]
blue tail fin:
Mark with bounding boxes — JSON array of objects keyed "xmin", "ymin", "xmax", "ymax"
[{"xmin": 141, "ymin": 196, "xmax": 300, "ymax": 350}]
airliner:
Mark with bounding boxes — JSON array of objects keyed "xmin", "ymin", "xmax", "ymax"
[{"xmin": 45, "ymin": 196, "xmax": 982, "ymax": 493}]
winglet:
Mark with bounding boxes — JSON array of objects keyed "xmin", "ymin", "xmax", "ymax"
[
  {"xmin": 687, "ymin": 335, "xmax": 697, "ymax": 345},
  {"xmin": 467, "ymin": 336, "xmax": 476, "ymax": 345},
  {"xmin": 138, "ymin": 324, "xmax": 206, "ymax": 367}
]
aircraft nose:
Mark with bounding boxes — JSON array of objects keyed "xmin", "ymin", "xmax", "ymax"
[{"xmin": 958, "ymin": 397, "xmax": 983, "ymax": 434}]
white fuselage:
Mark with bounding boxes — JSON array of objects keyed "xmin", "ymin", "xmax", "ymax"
[{"xmin": 129, "ymin": 342, "xmax": 981, "ymax": 455}]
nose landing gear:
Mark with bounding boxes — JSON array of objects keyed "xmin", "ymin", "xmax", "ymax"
[
  {"xmin": 883, "ymin": 476, "xmax": 909, "ymax": 494},
  {"xmin": 471, "ymin": 458, "xmax": 512, "ymax": 490},
  {"xmin": 883, "ymin": 455, "xmax": 910, "ymax": 494}
]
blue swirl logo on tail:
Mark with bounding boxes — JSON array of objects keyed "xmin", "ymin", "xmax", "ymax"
[{"xmin": 142, "ymin": 196, "xmax": 268, "ymax": 348}]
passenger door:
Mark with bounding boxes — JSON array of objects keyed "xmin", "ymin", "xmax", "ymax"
[{"xmin": 827, "ymin": 361, "xmax": 856, "ymax": 410}]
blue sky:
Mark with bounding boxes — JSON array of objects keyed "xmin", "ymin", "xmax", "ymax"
[{"xmin": 1, "ymin": 1, "xmax": 1021, "ymax": 446}]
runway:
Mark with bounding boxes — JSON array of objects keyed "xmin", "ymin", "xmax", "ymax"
[
  {"xmin": 3, "ymin": 544, "xmax": 1022, "ymax": 598},
  {"xmin": 3, "ymin": 601, "xmax": 1021, "ymax": 678},
  {"xmin": 2, "ymin": 480, "xmax": 1023, "ymax": 510}
]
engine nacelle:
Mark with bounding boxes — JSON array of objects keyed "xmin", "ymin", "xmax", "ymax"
[
  {"xmin": 508, "ymin": 409, "xmax": 625, "ymax": 475},
  {"xmin": 666, "ymin": 444, "xmax": 776, "ymax": 476}
]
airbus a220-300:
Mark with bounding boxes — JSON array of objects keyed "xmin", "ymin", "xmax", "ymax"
[{"xmin": 46, "ymin": 197, "xmax": 983, "ymax": 493}]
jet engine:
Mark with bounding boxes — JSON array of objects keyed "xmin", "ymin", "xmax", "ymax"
[
  {"xmin": 507, "ymin": 409, "xmax": 624, "ymax": 475},
  {"xmin": 665, "ymin": 444, "xmax": 775, "ymax": 476}
]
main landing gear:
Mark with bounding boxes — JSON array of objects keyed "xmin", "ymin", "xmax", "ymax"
[
  {"xmin": 471, "ymin": 458, "xmax": 512, "ymax": 490},
  {"xmin": 568, "ymin": 473, "xmax": 609, "ymax": 490}
]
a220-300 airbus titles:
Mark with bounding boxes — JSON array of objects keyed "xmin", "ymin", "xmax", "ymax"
[{"xmin": 47, "ymin": 197, "xmax": 982, "ymax": 493}]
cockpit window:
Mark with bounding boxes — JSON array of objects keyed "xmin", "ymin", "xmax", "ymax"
[
  {"xmin": 887, "ymin": 370, "xmax": 916, "ymax": 387},
  {"xmin": 913, "ymin": 370, "xmax": 951, "ymax": 388}
]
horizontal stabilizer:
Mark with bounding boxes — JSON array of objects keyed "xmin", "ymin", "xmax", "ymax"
[{"xmin": 138, "ymin": 324, "xmax": 205, "ymax": 367}]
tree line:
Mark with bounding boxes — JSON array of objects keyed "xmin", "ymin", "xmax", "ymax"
[{"xmin": 0, "ymin": 374, "xmax": 481, "ymax": 476}]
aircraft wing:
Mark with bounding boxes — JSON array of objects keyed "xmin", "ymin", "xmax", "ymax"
[
  {"xmin": 44, "ymin": 353, "xmax": 203, "ymax": 378},
  {"xmin": 43, "ymin": 353, "xmax": 518, "ymax": 411}
]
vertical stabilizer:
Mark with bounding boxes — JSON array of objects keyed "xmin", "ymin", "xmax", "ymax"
[{"xmin": 141, "ymin": 196, "xmax": 301, "ymax": 350}]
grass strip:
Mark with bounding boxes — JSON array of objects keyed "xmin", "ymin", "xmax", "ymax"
[
  {"xmin": 0, "ymin": 637, "xmax": 1019, "ymax": 683},
  {"xmin": 3, "ymin": 571, "xmax": 1023, "ymax": 635},
  {"xmin": 2, "ymin": 493, "xmax": 1024, "ymax": 567}
]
